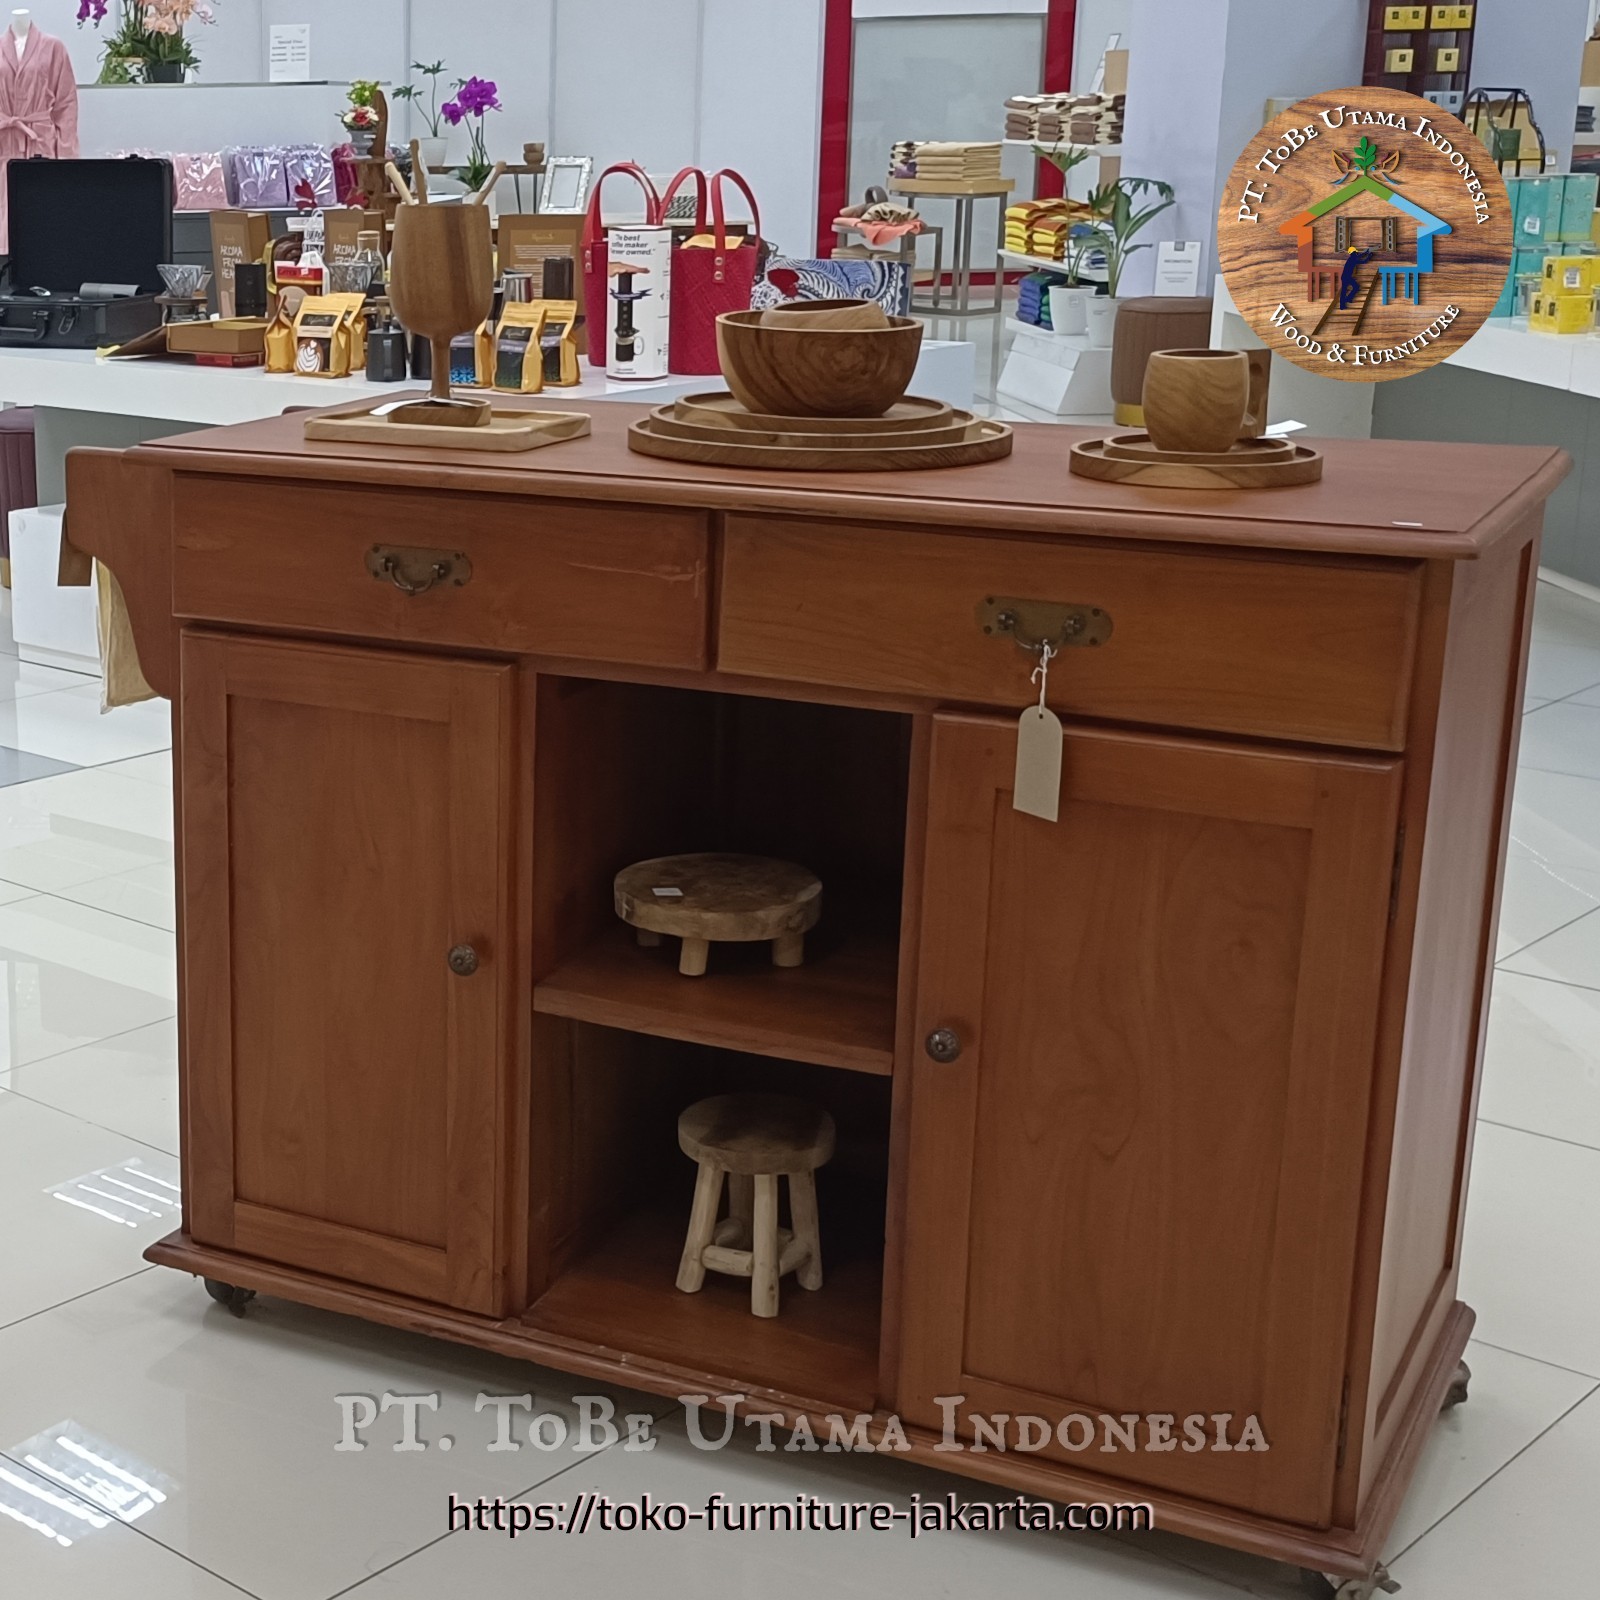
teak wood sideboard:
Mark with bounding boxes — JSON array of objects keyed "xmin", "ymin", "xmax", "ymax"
[{"xmin": 66, "ymin": 405, "xmax": 1568, "ymax": 1586}]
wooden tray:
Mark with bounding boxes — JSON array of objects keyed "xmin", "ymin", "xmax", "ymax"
[
  {"xmin": 628, "ymin": 414, "xmax": 1014, "ymax": 472},
  {"xmin": 1069, "ymin": 435, "xmax": 1323, "ymax": 489},
  {"xmin": 304, "ymin": 405, "xmax": 591, "ymax": 453},
  {"xmin": 646, "ymin": 404, "xmax": 980, "ymax": 451},
  {"xmin": 673, "ymin": 391, "xmax": 955, "ymax": 435},
  {"xmin": 1099, "ymin": 432, "xmax": 1297, "ymax": 466}
]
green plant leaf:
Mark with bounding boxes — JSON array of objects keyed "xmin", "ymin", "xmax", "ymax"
[{"xmin": 1353, "ymin": 136, "xmax": 1378, "ymax": 169}]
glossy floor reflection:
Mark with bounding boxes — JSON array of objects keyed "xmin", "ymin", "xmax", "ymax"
[{"xmin": 1, "ymin": 580, "xmax": 1598, "ymax": 1599}]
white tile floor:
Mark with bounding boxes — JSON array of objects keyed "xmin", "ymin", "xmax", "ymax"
[{"xmin": 1, "ymin": 574, "xmax": 1598, "ymax": 1599}]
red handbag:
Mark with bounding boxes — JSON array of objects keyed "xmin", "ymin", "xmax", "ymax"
[
  {"xmin": 664, "ymin": 168, "xmax": 764, "ymax": 375},
  {"xmin": 582, "ymin": 162, "xmax": 663, "ymax": 368}
]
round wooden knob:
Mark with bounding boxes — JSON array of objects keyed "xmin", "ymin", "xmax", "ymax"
[
  {"xmin": 447, "ymin": 944, "xmax": 480, "ymax": 977},
  {"xmin": 924, "ymin": 1027, "xmax": 962, "ymax": 1064}
]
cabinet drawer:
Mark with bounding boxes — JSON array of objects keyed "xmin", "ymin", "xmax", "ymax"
[
  {"xmin": 718, "ymin": 518, "xmax": 1421, "ymax": 749},
  {"xmin": 173, "ymin": 477, "xmax": 710, "ymax": 670}
]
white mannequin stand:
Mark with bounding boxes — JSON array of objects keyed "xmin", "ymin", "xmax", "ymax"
[{"xmin": 10, "ymin": 10, "xmax": 28, "ymax": 60}]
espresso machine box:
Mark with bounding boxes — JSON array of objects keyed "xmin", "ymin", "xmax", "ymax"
[{"xmin": 603, "ymin": 224, "xmax": 671, "ymax": 379}]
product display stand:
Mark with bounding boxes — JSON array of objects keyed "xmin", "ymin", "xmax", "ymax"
[
  {"xmin": 889, "ymin": 177, "xmax": 1014, "ymax": 317},
  {"xmin": 996, "ymin": 319, "xmax": 1113, "ymax": 417}
]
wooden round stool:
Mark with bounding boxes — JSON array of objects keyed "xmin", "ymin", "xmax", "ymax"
[
  {"xmin": 614, "ymin": 853, "xmax": 822, "ymax": 977},
  {"xmin": 675, "ymin": 1094, "xmax": 835, "ymax": 1318}
]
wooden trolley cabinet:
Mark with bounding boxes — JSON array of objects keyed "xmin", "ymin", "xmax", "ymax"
[{"xmin": 66, "ymin": 408, "xmax": 1566, "ymax": 1591}]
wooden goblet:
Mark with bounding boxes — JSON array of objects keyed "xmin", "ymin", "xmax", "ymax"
[{"xmin": 387, "ymin": 201, "xmax": 495, "ymax": 426}]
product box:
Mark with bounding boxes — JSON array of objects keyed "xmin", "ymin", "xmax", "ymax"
[
  {"xmin": 325, "ymin": 209, "xmax": 387, "ymax": 264},
  {"xmin": 209, "ymin": 210, "xmax": 271, "ymax": 317},
  {"xmin": 1511, "ymin": 176, "xmax": 1565, "ymax": 248},
  {"xmin": 499, "ymin": 214, "xmax": 587, "ymax": 352},
  {"xmin": 1543, "ymin": 253, "xmax": 1600, "ymax": 296},
  {"xmin": 1583, "ymin": 38, "xmax": 1600, "ymax": 88},
  {"xmin": 1560, "ymin": 171, "xmax": 1599, "ymax": 241},
  {"xmin": 1530, "ymin": 289, "xmax": 1593, "ymax": 335},
  {"xmin": 603, "ymin": 225, "xmax": 671, "ymax": 380},
  {"xmin": 165, "ymin": 317, "xmax": 271, "ymax": 359}
]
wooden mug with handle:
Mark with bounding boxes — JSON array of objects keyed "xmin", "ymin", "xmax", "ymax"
[{"xmin": 1142, "ymin": 348, "xmax": 1269, "ymax": 456}]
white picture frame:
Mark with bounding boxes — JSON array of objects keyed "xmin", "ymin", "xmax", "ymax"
[{"xmin": 539, "ymin": 157, "xmax": 594, "ymax": 215}]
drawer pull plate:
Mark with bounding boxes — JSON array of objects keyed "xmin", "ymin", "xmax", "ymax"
[
  {"xmin": 978, "ymin": 596, "xmax": 1112, "ymax": 654},
  {"xmin": 366, "ymin": 545, "xmax": 473, "ymax": 597}
]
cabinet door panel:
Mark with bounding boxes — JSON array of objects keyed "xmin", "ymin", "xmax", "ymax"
[
  {"xmin": 181, "ymin": 632, "xmax": 515, "ymax": 1315},
  {"xmin": 897, "ymin": 715, "xmax": 1399, "ymax": 1525}
]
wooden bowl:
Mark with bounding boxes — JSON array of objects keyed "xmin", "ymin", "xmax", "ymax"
[
  {"xmin": 716, "ymin": 309, "xmax": 924, "ymax": 417},
  {"xmin": 757, "ymin": 298, "xmax": 889, "ymax": 331}
]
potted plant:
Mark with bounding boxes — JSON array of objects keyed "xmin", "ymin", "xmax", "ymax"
[
  {"xmin": 79, "ymin": 0, "xmax": 217, "ymax": 83},
  {"xmin": 1083, "ymin": 175, "xmax": 1176, "ymax": 347},
  {"xmin": 1050, "ymin": 219, "xmax": 1111, "ymax": 335},
  {"xmin": 339, "ymin": 79, "xmax": 383, "ymax": 155},
  {"xmin": 394, "ymin": 60, "xmax": 451, "ymax": 170},
  {"xmin": 442, "ymin": 76, "xmax": 502, "ymax": 194}
]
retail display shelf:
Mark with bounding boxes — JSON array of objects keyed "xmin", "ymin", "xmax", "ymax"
[
  {"xmin": 533, "ymin": 922, "xmax": 898, "ymax": 1077},
  {"xmin": 1000, "ymin": 139, "xmax": 1122, "ymax": 155},
  {"xmin": 998, "ymin": 247, "xmax": 1108, "ymax": 281}
]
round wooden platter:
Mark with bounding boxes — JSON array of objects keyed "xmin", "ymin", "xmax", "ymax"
[
  {"xmin": 614, "ymin": 853, "xmax": 823, "ymax": 978},
  {"xmin": 673, "ymin": 390, "xmax": 956, "ymax": 434},
  {"xmin": 1069, "ymin": 435, "xmax": 1323, "ymax": 489},
  {"xmin": 628, "ymin": 412, "xmax": 1014, "ymax": 472},
  {"xmin": 646, "ymin": 403, "xmax": 979, "ymax": 451},
  {"xmin": 1099, "ymin": 431, "xmax": 1297, "ymax": 466}
]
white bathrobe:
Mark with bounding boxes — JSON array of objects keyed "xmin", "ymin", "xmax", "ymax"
[{"xmin": 0, "ymin": 25, "xmax": 79, "ymax": 251}]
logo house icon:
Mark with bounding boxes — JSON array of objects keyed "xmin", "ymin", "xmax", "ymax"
[{"xmin": 1279, "ymin": 138, "xmax": 1452, "ymax": 338}]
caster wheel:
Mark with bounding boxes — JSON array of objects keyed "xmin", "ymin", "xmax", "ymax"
[
  {"xmin": 1442, "ymin": 1358, "xmax": 1471, "ymax": 1411},
  {"xmin": 203, "ymin": 1278, "xmax": 256, "ymax": 1318},
  {"xmin": 1300, "ymin": 1567, "xmax": 1400, "ymax": 1600}
]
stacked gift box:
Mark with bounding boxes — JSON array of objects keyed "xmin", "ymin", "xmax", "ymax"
[
  {"xmin": 1004, "ymin": 198, "xmax": 1090, "ymax": 261},
  {"xmin": 1003, "ymin": 92, "xmax": 1124, "ymax": 146},
  {"xmin": 1016, "ymin": 270, "xmax": 1070, "ymax": 329},
  {"xmin": 1495, "ymin": 172, "xmax": 1600, "ymax": 316},
  {"xmin": 1530, "ymin": 251, "xmax": 1600, "ymax": 335},
  {"xmin": 887, "ymin": 140, "xmax": 1002, "ymax": 183}
]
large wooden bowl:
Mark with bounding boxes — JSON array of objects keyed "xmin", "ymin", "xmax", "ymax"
[{"xmin": 716, "ymin": 309, "xmax": 924, "ymax": 417}]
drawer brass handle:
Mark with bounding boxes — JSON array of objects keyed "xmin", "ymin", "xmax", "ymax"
[
  {"xmin": 366, "ymin": 545, "xmax": 473, "ymax": 597},
  {"xmin": 978, "ymin": 596, "xmax": 1112, "ymax": 655},
  {"xmin": 447, "ymin": 944, "xmax": 481, "ymax": 977},
  {"xmin": 924, "ymin": 1027, "xmax": 963, "ymax": 1064}
]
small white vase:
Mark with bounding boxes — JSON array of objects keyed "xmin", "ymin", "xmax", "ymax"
[
  {"xmin": 1048, "ymin": 284, "xmax": 1096, "ymax": 336},
  {"xmin": 1085, "ymin": 295, "xmax": 1121, "ymax": 349},
  {"xmin": 415, "ymin": 136, "xmax": 448, "ymax": 171}
]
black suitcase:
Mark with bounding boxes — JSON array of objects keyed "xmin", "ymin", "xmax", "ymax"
[{"xmin": 0, "ymin": 156, "xmax": 172, "ymax": 347}]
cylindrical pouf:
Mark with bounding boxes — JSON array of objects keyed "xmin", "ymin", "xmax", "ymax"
[
  {"xmin": 0, "ymin": 408, "xmax": 38, "ymax": 585},
  {"xmin": 1108, "ymin": 297, "xmax": 1214, "ymax": 428}
]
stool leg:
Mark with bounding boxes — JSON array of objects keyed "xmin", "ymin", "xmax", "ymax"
[
  {"xmin": 636, "ymin": 928, "xmax": 662, "ymax": 948},
  {"xmin": 679, "ymin": 935, "xmax": 710, "ymax": 977},
  {"xmin": 789, "ymin": 1169, "xmax": 824, "ymax": 1291},
  {"xmin": 727, "ymin": 1172, "xmax": 754, "ymax": 1251},
  {"xmin": 751, "ymin": 1174, "xmax": 780, "ymax": 1318},
  {"xmin": 676, "ymin": 1161, "xmax": 723, "ymax": 1293},
  {"xmin": 772, "ymin": 932, "xmax": 804, "ymax": 969}
]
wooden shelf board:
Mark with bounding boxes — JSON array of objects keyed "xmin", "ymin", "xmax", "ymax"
[
  {"xmin": 525, "ymin": 1205, "xmax": 881, "ymax": 1414},
  {"xmin": 534, "ymin": 923, "xmax": 897, "ymax": 1075}
]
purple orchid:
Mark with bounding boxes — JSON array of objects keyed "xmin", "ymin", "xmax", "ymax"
[
  {"xmin": 77, "ymin": 0, "xmax": 110, "ymax": 23},
  {"xmin": 440, "ymin": 99, "xmax": 465, "ymax": 126},
  {"xmin": 454, "ymin": 76, "xmax": 501, "ymax": 117}
]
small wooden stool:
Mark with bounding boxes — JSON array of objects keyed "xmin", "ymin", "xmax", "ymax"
[
  {"xmin": 675, "ymin": 1094, "xmax": 835, "ymax": 1318},
  {"xmin": 614, "ymin": 853, "xmax": 822, "ymax": 977}
]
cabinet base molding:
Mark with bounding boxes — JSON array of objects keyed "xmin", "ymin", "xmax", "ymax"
[{"xmin": 145, "ymin": 1231, "xmax": 1473, "ymax": 1580}]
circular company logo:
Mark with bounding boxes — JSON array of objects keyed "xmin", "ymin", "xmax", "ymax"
[{"xmin": 1217, "ymin": 88, "xmax": 1512, "ymax": 381}]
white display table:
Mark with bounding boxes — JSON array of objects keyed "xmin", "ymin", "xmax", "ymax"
[{"xmin": 0, "ymin": 339, "xmax": 978, "ymax": 500}]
